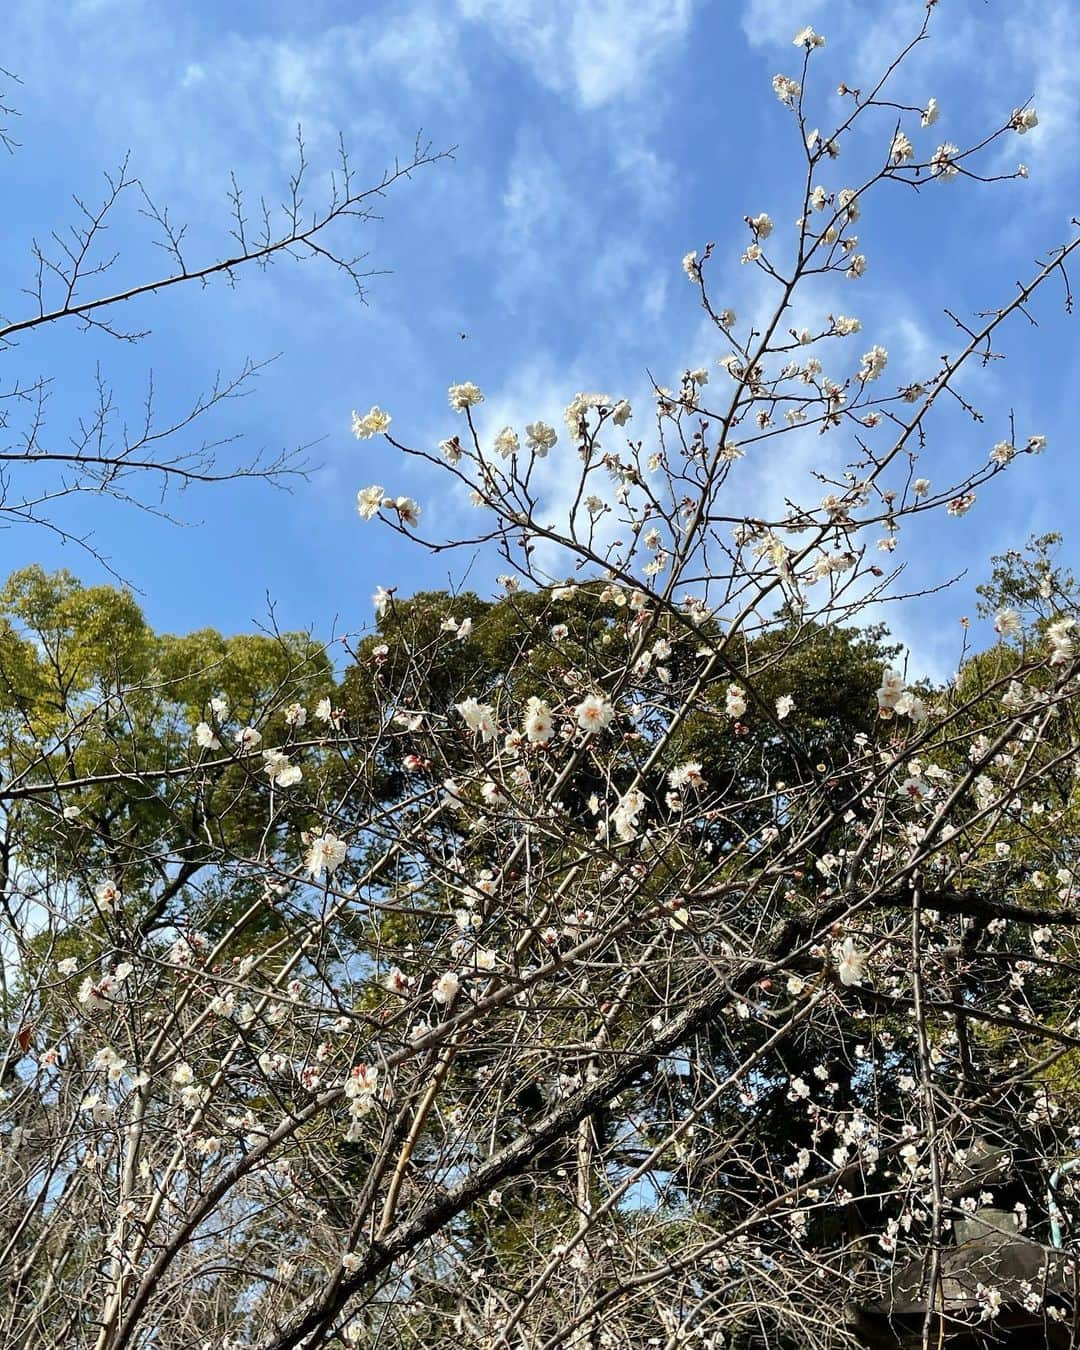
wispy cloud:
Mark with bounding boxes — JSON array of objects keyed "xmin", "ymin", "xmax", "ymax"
[{"xmin": 457, "ymin": 0, "xmax": 694, "ymax": 108}]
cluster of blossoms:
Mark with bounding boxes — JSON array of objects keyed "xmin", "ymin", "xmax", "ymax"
[
  {"xmin": 356, "ymin": 486, "xmax": 421, "ymax": 528},
  {"xmin": 342, "ymin": 1063, "xmax": 380, "ymax": 1140},
  {"xmin": 456, "ymin": 696, "xmax": 498, "ymax": 743},
  {"xmin": 857, "ymin": 345, "xmax": 888, "ymax": 382},
  {"xmin": 877, "ymin": 669, "xmax": 927, "ymax": 722},
  {"xmin": 263, "ymin": 748, "xmax": 302, "ymax": 787},
  {"xmin": 455, "ymin": 691, "xmax": 617, "ymax": 749},
  {"xmin": 611, "ymin": 787, "xmax": 646, "ymax": 842},
  {"xmin": 77, "ymin": 961, "xmax": 134, "ymax": 1013}
]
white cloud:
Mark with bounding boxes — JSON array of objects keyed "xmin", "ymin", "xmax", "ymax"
[{"xmin": 457, "ymin": 0, "xmax": 695, "ymax": 108}]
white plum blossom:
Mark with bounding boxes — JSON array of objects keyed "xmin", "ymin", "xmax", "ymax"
[
  {"xmin": 235, "ymin": 726, "xmax": 262, "ymax": 752},
  {"xmin": 772, "ymin": 74, "xmax": 802, "ymax": 106},
  {"xmin": 793, "ymin": 25, "xmax": 825, "ymax": 47},
  {"xmin": 837, "ymin": 187, "xmax": 860, "ymax": 221},
  {"xmin": 682, "ymin": 250, "xmax": 699, "ymax": 280},
  {"xmin": 877, "ymin": 669, "xmax": 906, "ymax": 717},
  {"xmin": 930, "ymin": 142, "xmax": 960, "ymax": 179},
  {"xmin": 351, "ymin": 406, "xmax": 391, "ymax": 439},
  {"xmin": 448, "ymin": 382, "xmax": 484, "ymax": 411},
  {"xmin": 356, "ymin": 485, "xmax": 384, "ymax": 521},
  {"xmin": 194, "ymin": 721, "xmax": 221, "ymax": 750},
  {"xmin": 525, "ymin": 421, "xmax": 557, "ymax": 455},
  {"xmin": 1010, "ymin": 107, "xmax": 1038, "ymax": 134},
  {"xmin": 834, "ymin": 937, "xmax": 868, "ymax": 986},
  {"xmin": 749, "ymin": 212, "xmax": 773, "ymax": 238},
  {"xmin": 394, "ymin": 496, "xmax": 421, "ymax": 528},
  {"xmin": 306, "ymin": 832, "xmax": 348, "ymax": 879},
  {"xmin": 433, "ymin": 971, "xmax": 460, "ymax": 1005},
  {"xmin": 522, "ymin": 697, "xmax": 555, "ymax": 745},
  {"xmin": 493, "ymin": 426, "xmax": 519, "ymax": 458},
  {"xmin": 456, "ymin": 697, "xmax": 498, "ymax": 743},
  {"xmin": 1047, "ymin": 617, "xmax": 1075, "ymax": 666},
  {"xmin": 263, "ymin": 750, "xmax": 302, "ymax": 788},
  {"xmin": 565, "ymin": 391, "xmax": 613, "ymax": 437},
  {"xmin": 994, "ymin": 608, "xmax": 1022, "ymax": 639},
  {"xmin": 890, "ymin": 130, "xmax": 914, "ymax": 164},
  {"xmin": 284, "ymin": 702, "xmax": 307, "ymax": 728},
  {"xmin": 612, "ymin": 787, "xmax": 646, "ymax": 842},
  {"xmin": 776, "ymin": 694, "xmax": 795, "ymax": 720},
  {"xmin": 668, "ymin": 762, "xmax": 706, "ymax": 792},
  {"xmin": 977, "ymin": 1284, "xmax": 1003, "ymax": 1321},
  {"xmin": 921, "ymin": 97, "xmax": 940, "ymax": 127},
  {"xmin": 575, "ymin": 694, "xmax": 615, "ymax": 735},
  {"xmin": 725, "ymin": 684, "xmax": 748, "ymax": 719},
  {"xmin": 95, "ymin": 881, "xmax": 120, "ymax": 914},
  {"xmin": 858, "ymin": 345, "xmax": 888, "ymax": 382}
]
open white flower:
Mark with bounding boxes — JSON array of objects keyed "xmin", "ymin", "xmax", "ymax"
[
  {"xmin": 351, "ymin": 406, "xmax": 391, "ymax": 439},
  {"xmin": 525, "ymin": 421, "xmax": 557, "ymax": 455},
  {"xmin": 575, "ymin": 694, "xmax": 615, "ymax": 735},
  {"xmin": 95, "ymin": 881, "xmax": 120, "ymax": 914},
  {"xmin": 772, "ymin": 74, "xmax": 801, "ymax": 106},
  {"xmin": 448, "ymin": 382, "xmax": 484, "ymax": 411},
  {"xmin": 834, "ymin": 937, "xmax": 868, "ymax": 987},
  {"xmin": 456, "ymin": 697, "xmax": 497, "ymax": 742},
  {"xmin": 858, "ymin": 345, "xmax": 888, "ymax": 382},
  {"xmin": 749, "ymin": 212, "xmax": 773, "ymax": 238},
  {"xmin": 356, "ymin": 485, "xmax": 384, "ymax": 521},
  {"xmin": 194, "ymin": 721, "xmax": 221, "ymax": 750},
  {"xmin": 493, "ymin": 426, "xmax": 519, "ymax": 458},
  {"xmin": 433, "ymin": 971, "xmax": 460, "ymax": 1005},
  {"xmin": 668, "ymin": 762, "xmax": 706, "ymax": 791},
  {"xmin": 235, "ymin": 726, "xmax": 262, "ymax": 752},
  {"xmin": 306, "ymin": 832, "xmax": 348, "ymax": 878},
  {"xmin": 394, "ymin": 496, "xmax": 421, "ymax": 528},
  {"xmin": 263, "ymin": 750, "xmax": 302, "ymax": 788},
  {"xmin": 994, "ymin": 608, "xmax": 1022, "ymax": 639},
  {"xmin": 522, "ymin": 697, "xmax": 555, "ymax": 745}
]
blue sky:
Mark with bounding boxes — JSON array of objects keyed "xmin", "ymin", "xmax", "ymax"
[{"xmin": 1, "ymin": 0, "xmax": 1077, "ymax": 677}]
